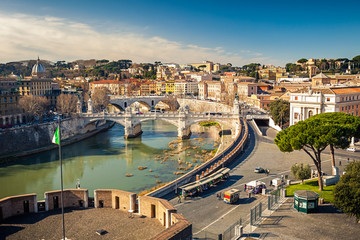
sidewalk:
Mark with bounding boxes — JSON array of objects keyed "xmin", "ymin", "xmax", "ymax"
[{"xmin": 241, "ymin": 197, "xmax": 360, "ymax": 240}]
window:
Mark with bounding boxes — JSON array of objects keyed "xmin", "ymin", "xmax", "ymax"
[
  {"xmin": 294, "ymin": 113, "xmax": 298, "ymax": 119},
  {"xmin": 327, "ymin": 98, "xmax": 330, "ymax": 102},
  {"xmin": 295, "ymin": 96, "xmax": 298, "ymax": 100}
]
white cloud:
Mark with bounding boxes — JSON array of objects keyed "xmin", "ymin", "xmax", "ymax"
[{"xmin": 0, "ymin": 12, "xmax": 269, "ymax": 65}]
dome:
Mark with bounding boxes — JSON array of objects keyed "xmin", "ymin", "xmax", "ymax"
[{"xmin": 32, "ymin": 57, "xmax": 46, "ymax": 77}]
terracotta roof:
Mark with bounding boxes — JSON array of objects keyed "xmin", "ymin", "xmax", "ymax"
[
  {"xmin": 92, "ymin": 80, "xmax": 120, "ymax": 84},
  {"xmin": 292, "ymin": 87, "xmax": 334, "ymax": 94},
  {"xmin": 331, "ymin": 87, "xmax": 360, "ymax": 94},
  {"xmin": 312, "ymin": 72, "xmax": 330, "ymax": 79}
]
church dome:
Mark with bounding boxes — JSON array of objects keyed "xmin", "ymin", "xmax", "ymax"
[{"xmin": 32, "ymin": 57, "xmax": 46, "ymax": 77}]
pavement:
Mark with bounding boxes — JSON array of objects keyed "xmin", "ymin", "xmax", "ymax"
[
  {"xmin": 241, "ymin": 197, "xmax": 360, "ymax": 240},
  {"xmin": 168, "ymin": 123, "xmax": 360, "ymax": 239}
]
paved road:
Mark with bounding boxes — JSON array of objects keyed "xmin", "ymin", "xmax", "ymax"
[{"xmin": 169, "ymin": 122, "xmax": 360, "ymax": 238}]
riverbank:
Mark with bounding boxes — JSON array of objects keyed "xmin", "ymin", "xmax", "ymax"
[{"xmin": 0, "ymin": 121, "xmax": 115, "ymax": 164}]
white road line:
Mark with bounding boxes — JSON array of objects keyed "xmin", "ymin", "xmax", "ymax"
[
  {"xmin": 193, "ymin": 204, "xmax": 243, "ymax": 235},
  {"xmin": 193, "ymin": 156, "xmax": 339, "ymax": 235}
]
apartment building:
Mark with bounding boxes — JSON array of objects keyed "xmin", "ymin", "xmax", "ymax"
[{"xmin": 174, "ymin": 81, "xmax": 198, "ymax": 96}]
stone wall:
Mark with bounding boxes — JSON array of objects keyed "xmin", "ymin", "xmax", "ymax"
[
  {"xmin": 0, "ymin": 117, "xmax": 97, "ymax": 156},
  {"xmin": 178, "ymin": 98, "xmax": 233, "ymax": 113}
]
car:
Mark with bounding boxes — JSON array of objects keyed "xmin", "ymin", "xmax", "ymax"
[
  {"xmin": 347, "ymin": 147, "xmax": 357, "ymax": 152},
  {"xmin": 135, "ymin": 112, "xmax": 143, "ymax": 115},
  {"xmin": 254, "ymin": 167, "xmax": 265, "ymax": 173}
]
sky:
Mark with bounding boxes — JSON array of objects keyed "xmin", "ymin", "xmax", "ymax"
[{"xmin": 1, "ymin": 0, "xmax": 360, "ymax": 67}]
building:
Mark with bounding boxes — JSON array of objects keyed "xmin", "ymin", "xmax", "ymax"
[
  {"xmin": 188, "ymin": 61, "xmax": 214, "ymax": 73},
  {"xmin": 0, "ymin": 78, "xmax": 20, "ymax": 120},
  {"xmin": 198, "ymin": 81, "xmax": 208, "ymax": 100},
  {"xmin": 289, "ymin": 86, "xmax": 360, "ymax": 125},
  {"xmin": 174, "ymin": 81, "xmax": 198, "ymax": 96},
  {"xmin": 90, "ymin": 80, "xmax": 122, "ymax": 95},
  {"xmin": 201, "ymin": 81, "xmax": 224, "ymax": 101},
  {"xmin": 236, "ymin": 82, "xmax": 259, "ymax": 102},
  {"xmin": 140, "ymin": 80, "xmax": 157, "ymax": 96},
  {"xmin": 165, "ymin": 81, "xmax": 175, "ymax": 94}
]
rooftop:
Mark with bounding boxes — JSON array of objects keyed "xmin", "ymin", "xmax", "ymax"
[{"xmin": 1, "ymin": 208, "xmax": 165, "ymax": 240}]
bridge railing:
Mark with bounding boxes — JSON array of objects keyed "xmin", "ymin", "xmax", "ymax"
[
  {"xmin": 146, "ymin": 118, "xmax": 249, "ymax": 198},
  {"xmin": 81, "ymin": 112, "xmax": 238, "ymax": 119}
]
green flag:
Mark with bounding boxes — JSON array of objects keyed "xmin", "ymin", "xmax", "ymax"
[{"xmin": 52, "ymin": 127, "xmax": 60, "ymax": 145}]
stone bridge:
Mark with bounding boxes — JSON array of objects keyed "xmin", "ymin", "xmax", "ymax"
[
  {"xmin": 81, "ymin": 101, "xmax": 241, "ymax": 139},
  {"xmin": 109, "ymin": 95, "xmax": 166, "ymax": 110}
]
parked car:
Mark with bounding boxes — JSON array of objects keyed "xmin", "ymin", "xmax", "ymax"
[
  {"xmin": 254, "ymin": 167, "xmax": 265, "ymax": 173},
  {"xmin": 347, "ymin": 147, "xmax": 357, "ymax": 152}
]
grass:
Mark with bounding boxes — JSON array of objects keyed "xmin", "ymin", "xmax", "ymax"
[
  {"xmin": 199, "ymin": 121, "xmax": 219, "ymax": 127},
  {"xmin": 286, "ymin": 179, "xmax": 335, "ymax": 203}
]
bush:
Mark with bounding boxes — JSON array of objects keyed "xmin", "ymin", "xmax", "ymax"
[{"xmin": 291, "ymin": 163, "xmax": 311, "ymax": 184}]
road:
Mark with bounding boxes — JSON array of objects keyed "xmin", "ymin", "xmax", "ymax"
[{"xmin": 168, "ymin": 122, "xmax": 360, "ymax": 238}]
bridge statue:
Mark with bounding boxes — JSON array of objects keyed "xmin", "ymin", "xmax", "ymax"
[{"xmin": 87, "ymin": 98, "xmax": 93, "ymax": 114}]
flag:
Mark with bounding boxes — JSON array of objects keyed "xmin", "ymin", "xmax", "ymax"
[{"xmin": 52, "ymin": 127, "xmax": 60, "ymax": 145}]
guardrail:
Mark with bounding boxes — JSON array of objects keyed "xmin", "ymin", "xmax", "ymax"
[{"xmin": 147, "ymin": 119, "xmax": 249, "ymax": 198}]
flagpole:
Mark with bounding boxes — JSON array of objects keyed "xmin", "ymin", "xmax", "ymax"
[{"xmin": 58, "ymin": 116, "xmax": 66, "ymax": 240}]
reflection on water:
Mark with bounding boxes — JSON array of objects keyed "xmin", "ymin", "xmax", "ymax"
[{"xmin": 0, "ymin": 120, "xmax": 216, "ymax": 199}]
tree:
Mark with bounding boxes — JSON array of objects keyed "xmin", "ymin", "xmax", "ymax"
[
  {"xmin": 291, "ymin": 163, "xmax": 311, "ymax": 184},
  {"xmin": 269, "ymin": 99, "xmax": 290, "ymax": 127},
  {"xmin": 297, "ymin": 58, "xmax": 308, "ymax": 63},
  {"xmin": 333, "ymin": 162, "xmax": 360, "ymax": 222},
  {"xmin": 275, "ymin": 113, "xmax": 360, "ymax": 191},
  {"xmin": 56, "ymin": 94, "xmax": 78, "ymax": 115},
  {"xmin": 275, "ymin": 118, "xmax": 330, "ymax": 191},
  {"xmin": 92, "ymin": 87, "xmax": 110, "ymax": 112},
  {"xmin": 312, "ymin": 113, "xmax": 360, "ymax": 168},
  {"xmin": 18, "ymin": 95, "xmax": 49, "ymax": 122}
]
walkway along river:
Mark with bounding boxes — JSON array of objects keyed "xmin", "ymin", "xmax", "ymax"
[{"xmin": 0, "ymin": 120, "xmax": 220, "ymax": 199}]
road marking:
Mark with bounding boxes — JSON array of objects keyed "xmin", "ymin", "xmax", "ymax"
[
  {"xmin": 193, "ymin": 204, "xmax": 243, "ymax": 235},
  {"xmin": 192, "ymin": 154, "xmax": 349, "ymax": 236}
]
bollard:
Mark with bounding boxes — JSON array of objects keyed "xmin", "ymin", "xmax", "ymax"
[
  {"xmin": 210, "ymin": 165, "xmax": 213, "ymax": 171},
  {"xmin": 206, "ymin": 168, "xmax": 209, "ymax": 174},
  {"xmin": 196, "ymin": 175, "xmax": 200, "ymax": 181},
  {"xmin": 201, "ymin": 171, "xmax": 204, "ymax": 177}
]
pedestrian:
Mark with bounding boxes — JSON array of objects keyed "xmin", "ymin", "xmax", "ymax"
[
  {"xmin": 244, "ymin": 184, "xmax": 247, "ymax": 191},
  {"xmin": 347, "ymin": 158, "xmax": 350, "ymax": 163},
  {"xmin": 339, "ymin": 160, "xmax": 342, "ymax": 166},
  {"xmin": 177, "ymin": 194, "xmax": 181, "ymax": 203},
  {"xmin": 270, "ymin": 180, "xmax": 272, "ymax": 186},
  {"xmin": 266, "ymin": 169, "xmax": 269, "ymax": 176}
]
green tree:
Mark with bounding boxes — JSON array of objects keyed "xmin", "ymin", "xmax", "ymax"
[
  {"xmin": 333, "ymin": 162, "xmax": 360, "ymax": 222},
  {"xmin": 275, "ymin": 118, "xmax": 330, "ymax": 191},
  {"xmin": 275, "ymin": 113, "xmax": 360, "ymax": 191},
  {"xmin": 297, "ymin": 58, "xmax": 308, "ymax": 63},
  {"xmin": 311, "ymin": 113, "xmax": 360, "ymax": 169},
  {"xmin": 269, "ymin": 99, "xmax": 289, "ymax": 127},
  {"xmin": 291, "ymin": 163, "xmax": 311, "ymax": 184}
]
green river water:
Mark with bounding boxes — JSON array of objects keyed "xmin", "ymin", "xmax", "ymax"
[{"xmin": 0, "ymin": 120, "xmax": 217, "ymax": 199}]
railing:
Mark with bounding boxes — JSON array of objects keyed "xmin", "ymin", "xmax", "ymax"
[
  {"xmin": 146, "ymin": 119, "xmax": 248, "ymax": 198},
  {"xmin": 250, "ymin": 202, "xmax": 262, "ymax": 226}
]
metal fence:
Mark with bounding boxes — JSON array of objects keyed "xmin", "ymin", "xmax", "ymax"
[
  {"xmin": 222, "ymin": 218, "xmax": 242, "ymax": 240},
  {"xmin": 194, "ymin": 218, "xmax": 243, "ymax": 240},
  {"xmin": 250, "ymin": 202, "xmax": 262, "ymax": 226},
  {"xmin": 268, "ymin": 187, "xmax": 284, "ymax": 210}
]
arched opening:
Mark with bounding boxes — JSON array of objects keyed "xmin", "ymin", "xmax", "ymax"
[{"xmin": 308, "ymin": 110, "xmax": 313, "ymax": 118}]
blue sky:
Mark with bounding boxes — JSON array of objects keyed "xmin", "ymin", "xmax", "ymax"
[{"xmin": 1, "ymin": 0, "xmax": 360, "ymax": 66}]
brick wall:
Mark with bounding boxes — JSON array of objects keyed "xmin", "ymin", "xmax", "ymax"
[
  {"xmin": 45, "ymin": 189, "xmax": 88, "ymax": 211},
  {"xmin": 0, "ymin": 194, "xmax": 37, "ymax": 221}
]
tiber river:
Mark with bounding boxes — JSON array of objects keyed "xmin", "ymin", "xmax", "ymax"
[{"xmin": 0, "ymin": 121, "xmax": 218, "ymax": 199}]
